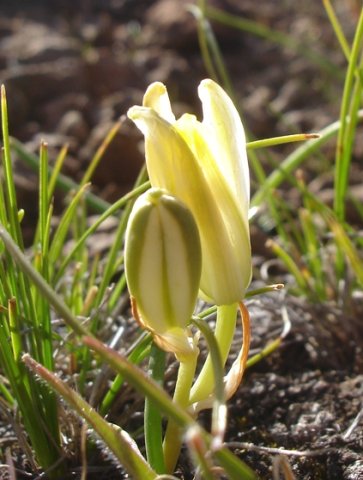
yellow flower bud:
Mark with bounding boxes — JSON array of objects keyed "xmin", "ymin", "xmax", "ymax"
[
  {"xmin": 125, "ymin": 188, "xmax": 202, "ymax": 356},
  {"xmin": 128, "ymin": 79, "xmax": 251, "ymax": 305}
]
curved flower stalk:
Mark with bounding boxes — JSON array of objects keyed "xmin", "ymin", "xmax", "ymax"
[
  {"xmin": 128, "ymin": 79, "xmax": 251, "ymax": 306},
  {"xmin": 124, "ymin": 187, "xmax": 202, "ymax": 358}
]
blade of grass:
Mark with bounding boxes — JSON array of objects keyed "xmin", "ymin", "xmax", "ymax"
[
  {"xmin": 0, "ymin": 225, "xmax": 91, "ymax": 338},
  {"xmin": 251, "ymin": 112, "xmax": 363, "ymax": 214},
  {"xmin": 144, "ymin": 343, "xmax": 166, "ymax": 473},
  {"xmin": 247, "ymin": 133, "xmax": 320, "ymax": 150},
  {"xmin": 205, "ymin": 5, "xmax": 340, "ymax": 77},
  {"xmin": 323, "ymin": 0, "xmax": 351, "ymax": 61},
  {"xmin": 190, "ymin": 3, "xmax": 234, "ymax": 95},
  {"xmin": 334, "ymin": 8, "xmax": 363, "ymax": 221},
  {"xmin": 191, "ymin": 1, "xmax": 219, "ymax": 81},
  {"xmin": 47, "ymin": 144, "xmax": 68, "ymax": 200},
  {"xmin": 106, "ymin": 271, "xmax": 127, "ymax": 312},
  {"xmin": 48, "ymin": 183, "xmax": 91, "ymax": 270},
  {"xmin": 266, "ymin": 239, "xmax": 311, "ymax": 295},
  {"xmin": 299, "ymin": 208, "xmax": 326, "ymax": 300},
  {"xmin": 38, "ymin": 141, "xmax": 49, "ymax": 252},
  {"xmin": 1, "ymin": 86, "xmax": 23, "ymax": 247},
  {"xmin": 53, "ymin": 181, "xmax": 149, "ymax": 285},
  {"xmin": 325, "ymin": 214, "xmax": 363, "ymax": 287},
  {"xmin": 8, "ymin": 298, "xmax": 22, "ymax": 361},
  {"xmin": 99, "ymin": 332, "xmax": 152, "ymax": 415},
  {"xmin": 79, "ymin": 120, "xmax": 122, "ymax": 187},
  {"xmin": 10, "ymin": 137, "xmax": 111, "ymax": 213}
]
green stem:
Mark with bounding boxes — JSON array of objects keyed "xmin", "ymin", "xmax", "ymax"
[
  {"xmin": 189, "ymin": 303, "xmax": 237, "ymax": 404},
  {"xmin": 323, "ymin": 0, "xmax": 350, "ymax": 61},
  {"xmin": 334, "ymin": 8, "xmax": 363, "ymax": 221},
  {"xmin": 250, "ymin": 113, "xmax": 363, "ymax": 213},
  {"xmin": 145, "ymin": 343, "xmax": 166, "ymax": 474},
  {"xmin": 191, "ymin": 317, "xmax": 226, "ymax": 444},
  {"xmin": 191, "ymin": 2, "xmax": 219, "ymax": 81},
  {"xmin": 247, "ymin": 133, "xmax": 319, "ymax": 150},
  {"xmin": 205, "ymin": 6, "xmax": 340, "ymax": 78},
  {"xmin": 99, "ymin": 333, "xmax": 152, "ymax": 415},
  {"xmin": 163, "ymin": 347, "xmax": 199, "ymax": 474},
  {"xmin": 10, "ymin": 137, "xmax": 111, "ymax": 214},
  {"xmin": 0, "ymin": 225, "xmax": 91, "ymax": 338}
]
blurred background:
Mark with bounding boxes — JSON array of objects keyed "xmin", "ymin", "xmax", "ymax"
[{"xmin": 0, "ymin": 0, "xmax": 361, "ymax": 225}]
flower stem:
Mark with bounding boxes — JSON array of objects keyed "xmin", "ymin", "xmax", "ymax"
[
  {"xmin": 189, "ymin": 303, "xmax": 238, "ymax": 404},
  {"xmin": 163, "ymin": 347, "xmax": 199, "ymax": 473},
  {"xmin": 145, "ymin": 343, "xmax": 166, "ymax": 473}
]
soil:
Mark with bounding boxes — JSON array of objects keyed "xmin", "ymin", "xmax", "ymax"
[{"xmin": 0, "ymin": 1, "xmax": 362, "ymax": 479}]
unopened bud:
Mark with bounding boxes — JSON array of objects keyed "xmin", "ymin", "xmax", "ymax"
[{"xmin": 125, "ymin": 188, "xmax": 202, "ymax": 355}]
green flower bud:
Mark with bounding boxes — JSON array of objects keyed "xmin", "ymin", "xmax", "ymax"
[{"xmin": 125, "ymin": 188, "xmax": 202, "ymax": 355}]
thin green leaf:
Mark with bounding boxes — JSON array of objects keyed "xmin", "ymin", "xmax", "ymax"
[
  {"xmin": 251, "ymin": 112, "xmax": 363, "ymax": 213},
  {"xmin": 205, "ymin": 6, "xmax": 340, "ymax": 77},
  {"xmin": 145, "ymin": 344, "xmax": 166, "ymax": 473},
  {"xmin": 80, "ymin": 120, "xmax": 122, "ymax": 187},
  {"xmin": 49, "ymin": 183, "xmax": 91, "ymax": 269},
  {"xmin": 10, "ymin": 137, "xmax": 111, "ymax": 213},
  {"xmin": 334, "ymin": 9, "xmax": 363, "ymax": 221},
  {"xmin": 0, "ymin": 225, "xmax": 91, "ymax": 338},
  {"xmin": 247, "ymin": 133, "xmax": 320, "ymax": 150}
]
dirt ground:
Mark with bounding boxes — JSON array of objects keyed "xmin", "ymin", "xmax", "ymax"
[{"xmin": 0, "ymin": 0, "xmax": 362, "ymax": 478}]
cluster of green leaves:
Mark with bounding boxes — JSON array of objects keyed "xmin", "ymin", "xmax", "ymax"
[{"xmin": 194, "ymin": 0, "xmax": 363, "ymax": 302}]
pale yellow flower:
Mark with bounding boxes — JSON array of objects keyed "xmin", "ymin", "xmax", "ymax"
[{"xmin": 128, "ymin": 80, "xmax": 251, "ymax": 305}]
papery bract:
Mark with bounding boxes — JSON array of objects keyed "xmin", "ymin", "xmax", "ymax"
[
  {"xmin": 128, "ymin": 79, "xmax": 251, "ymax": 305},
  {"xmin": 124, "ymin": 188, "xmax": 201, "ymax": 356}
]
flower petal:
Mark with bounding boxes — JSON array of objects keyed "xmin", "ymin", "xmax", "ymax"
[
  {"xmin": 198, "ymin": 79, "xmax": 249, "ymax": 222},
  {"xmin": 143, "ymin": 82, "xmax": 176, "ymax": 124}
]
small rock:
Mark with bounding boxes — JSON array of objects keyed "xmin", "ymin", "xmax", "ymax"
[
  {"xmin": 58, "ymin": 110, "xmax": 89, "ymax": 142},
  {"xmin": 143, "ymin": 0, "xmax": 198, "ymax": 50}
]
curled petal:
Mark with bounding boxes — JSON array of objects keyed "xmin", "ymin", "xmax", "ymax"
[{"xmin": 143, "ymin": 82, "xmax": 176, "ymax": 123}]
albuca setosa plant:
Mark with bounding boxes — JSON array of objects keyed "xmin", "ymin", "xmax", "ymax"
[{"xmin": 126, "ymin": 79, "xmax": 253, "ymax": 472}]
